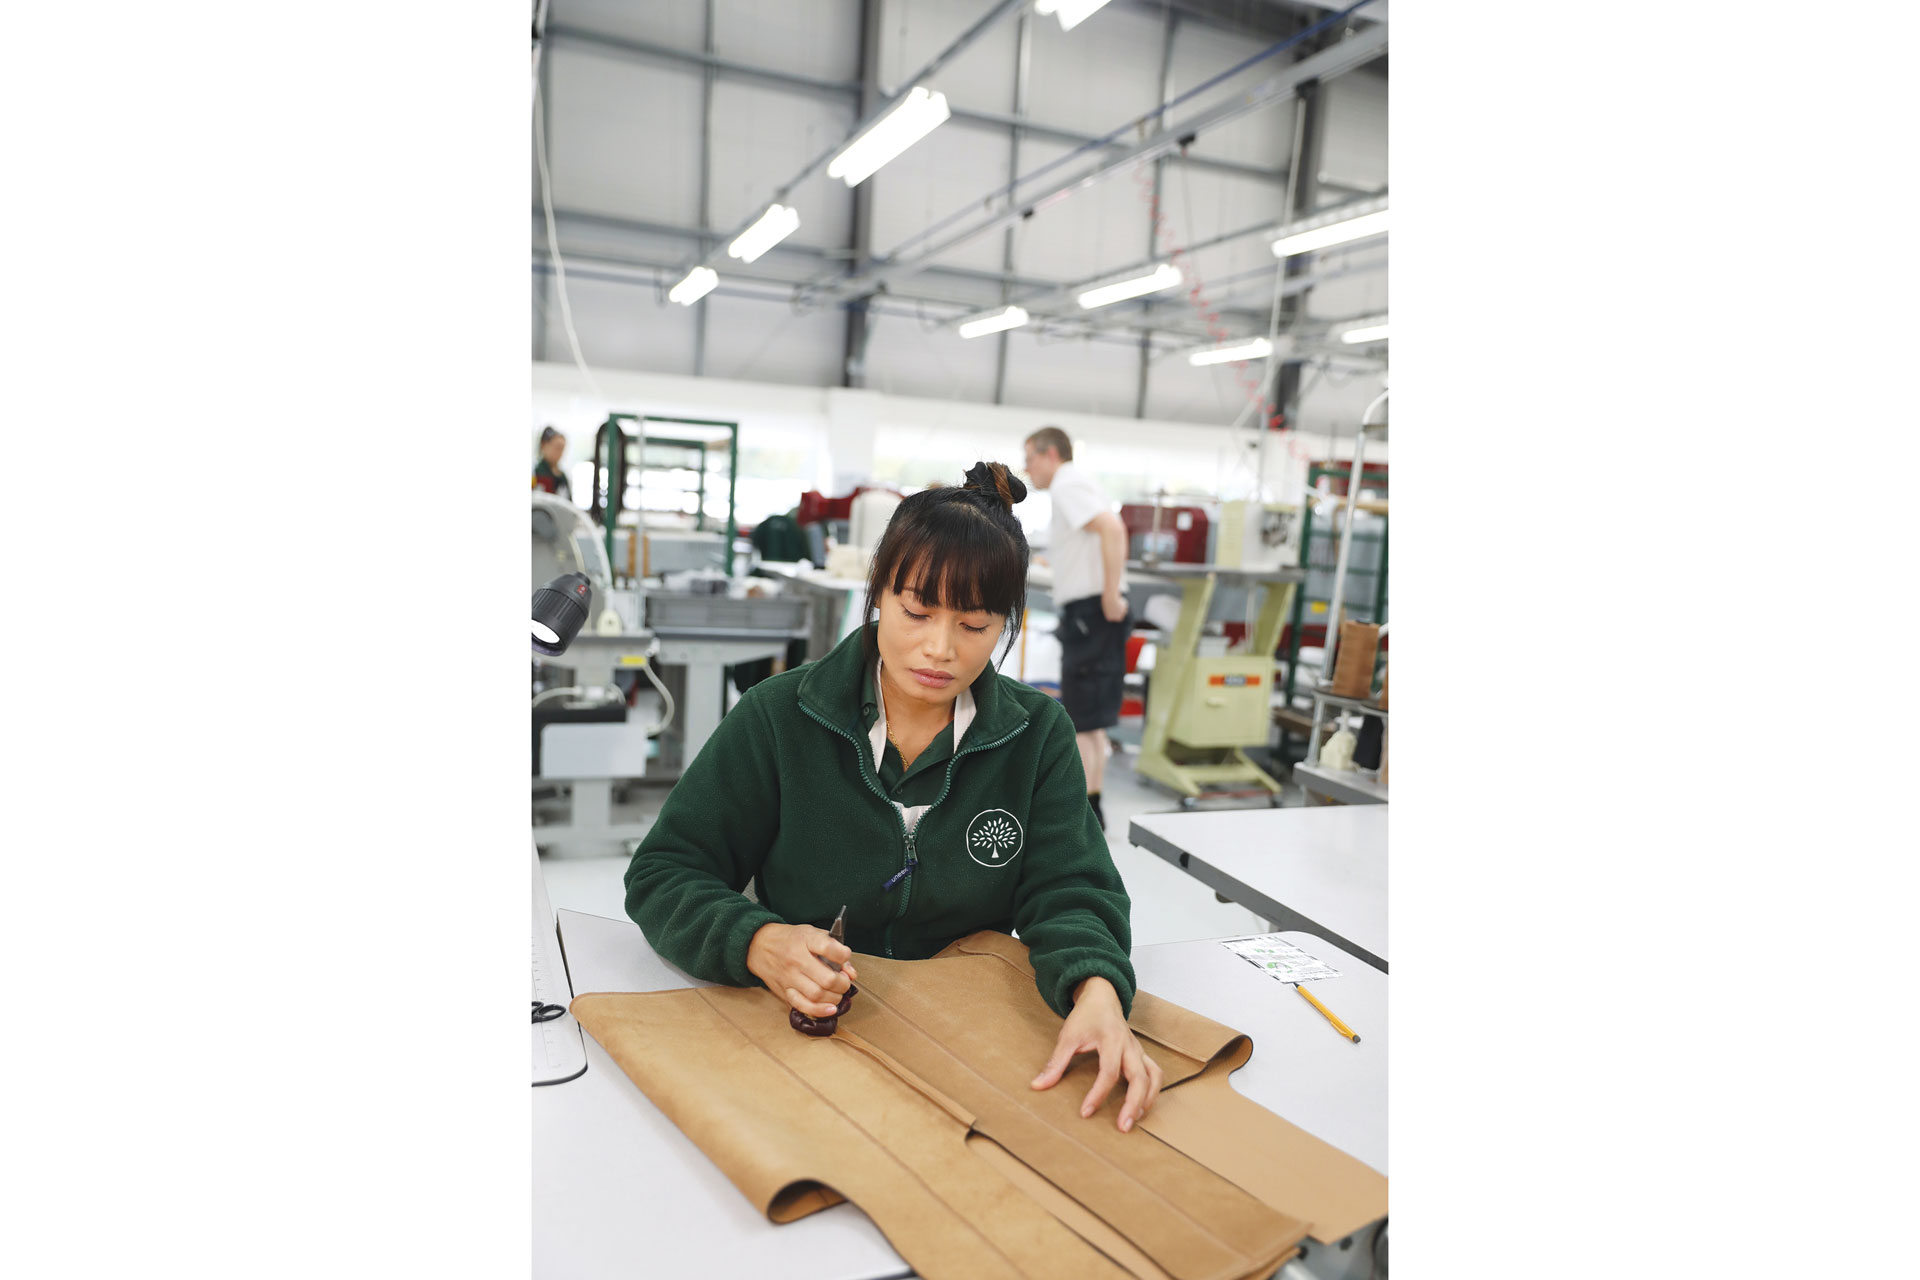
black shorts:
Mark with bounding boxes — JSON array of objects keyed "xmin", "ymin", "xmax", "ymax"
[{"xmin": 1057, "ymin": 595, "xmax": 1131, "ymax": 733}]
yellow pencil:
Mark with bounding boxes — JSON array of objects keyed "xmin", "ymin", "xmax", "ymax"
[{"xmin": 1294, "ymin": 983, "xmax": 1360, "ymax": 1043}]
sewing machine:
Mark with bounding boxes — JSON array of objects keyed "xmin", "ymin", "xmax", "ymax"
[{"xmin": 532, "ymin": 494, "xmax": 661, "ymax": 857}]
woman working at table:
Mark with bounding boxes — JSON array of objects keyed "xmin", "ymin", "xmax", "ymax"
[{"xmin": 624, "ymin": 461, "xmax": 1163, "ymax": 1131}]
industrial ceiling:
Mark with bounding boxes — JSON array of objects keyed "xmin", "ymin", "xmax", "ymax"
[{"xmin": 532, "ymin": 0, "xmax": 1387, "ymax": 431}]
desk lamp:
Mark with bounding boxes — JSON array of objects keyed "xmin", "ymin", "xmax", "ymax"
[{"xmin": 532, "ymin": 573, "xmax": 593, "ymax": 656}]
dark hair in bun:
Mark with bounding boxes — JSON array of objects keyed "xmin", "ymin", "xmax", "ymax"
[
  {"xmin": 864, "ymin": 461, "xmax": 1032, "ymax": 661},
  {"xmin": 962, "ymin": 460, "xmax": 1028, "ymax": 510}
]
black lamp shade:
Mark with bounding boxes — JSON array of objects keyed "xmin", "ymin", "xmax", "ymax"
[{"xmin": 532, "ymin": 573, "xmax": 593, "ymax": 656}]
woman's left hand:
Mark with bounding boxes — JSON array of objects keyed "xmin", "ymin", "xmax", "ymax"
[{"xmin": 1030, "ymin": 975, "xmax": 1163, "ymax": 1132}]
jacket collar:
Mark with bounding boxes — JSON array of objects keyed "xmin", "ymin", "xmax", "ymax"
[
  {"xmin": 865, "ymin": 658, "xmax": 975, "ymax": 773},
  {"xmin": 798, "ymin": 622, "xmax": 1025, "ymax": 749}
]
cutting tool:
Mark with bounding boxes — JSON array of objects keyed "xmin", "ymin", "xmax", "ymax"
[{"xmin": 789, "ymin": 904, "xmax": 856, "ymax": 1036}]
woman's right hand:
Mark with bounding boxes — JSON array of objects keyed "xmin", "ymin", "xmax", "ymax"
[{"xmin": 746, "ymin": 922, "xmax": 859, "ymax": 1018}]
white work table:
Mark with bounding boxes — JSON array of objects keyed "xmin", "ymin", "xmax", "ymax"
[
  {"xmin": 1133, "ymin": 930, "xmax": 1386, "ymax": 1175},
  {"xmin": 1129, "ymin": 807, "xmax": 1388, "ymax": 972},
  {"xmin": 536, "ymin": 908, "xmax": 1386, "ymax": 1278},
  {"xmin": 534, "ymin": 908, "xmax": 911, "ymax": 1280}
]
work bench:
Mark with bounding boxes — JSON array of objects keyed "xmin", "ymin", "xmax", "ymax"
[{"xmin": 533, "ymin": 907, "xmax": 1386, "ymax": 1279}]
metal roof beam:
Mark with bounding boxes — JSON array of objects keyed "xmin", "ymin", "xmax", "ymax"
[
  {"xmin": 542, "ymin": 22, "xmax": 1372, "ymax": 197},
  {"xmin": 535, "ymin": 205, "xmax": 1060, "ymax": 293},
  {"xmin": 806, "ymin": 22, "xmax": 1388, "ymax": 306},
  {"xmin": 530, "ymin": 247, "xmax": 1284, "ymax": 348}
]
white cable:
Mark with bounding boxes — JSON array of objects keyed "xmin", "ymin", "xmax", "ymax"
[
  {"xmin": 532, "ymin": 80, "xmax": 607, "ymax": 403},
  {"xmin": 531, "ymin": 661, "xmax": 674, "ymax": 738},
  {"xmin": 532, "ymin": 684, "xmax": 619, "ymax": 710},
  {"xmin": 636, "ymin": 654, "xmax": 677, "ymax": 738},
  {"xmin": 531, "ymin": 685, "xmax": 584, "ymax": 709}
]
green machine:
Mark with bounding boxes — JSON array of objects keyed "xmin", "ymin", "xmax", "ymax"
[
  {"xmin": 589, "ymin": 413, "xmax": 741, "ymax": 575},
  {"xmin": 1132, "ymin": 563, "xmax": 1305, "ymax": 806}
]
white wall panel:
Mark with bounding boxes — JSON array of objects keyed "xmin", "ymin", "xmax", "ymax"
[
  {"xmin": 561, "ymin": 273, "xmax": 698, "ymax": 376},
  {"xmin": 879, "ymin": 0, "xmax": 1016, "ymax": 113},
  {"xmin": 1303, "ymin": 245, "xmax": 1389, "ymax": 323},
  {"xmin": 715, "ymin": 0, "xmax": 861, "ymax": 82},
  {"xmin": 1173, "ymin": 241, "xmax": 1273, "ymax": 319},
  {"xmin": 536, "ymin": 209, "xmax": 702, "ymax": 270},
  {"xmin": 1009, "ymin": 139, "xmax": 1160, "ymax": 287},
  {"xmin": 999, "ymin": 328, "xmax": 1144, "ymax": 419},
  {"xmin": 701, "ymin": 293, "xmax": 847, "ymax": 386},
  {"xmin": 867, "ymin": 124, "xmax": 1012, "ymax": 273},
  {"xmin": 1007, "ymin": 153, "xmax": 1286, "ymax": 296},
  {"xmin": 708, "ymin": 80, "xmax": 856, "ymax": 244},
  {"xmin": 1142, "ymin": 347, "xmax": 1255, "ymax": 426},
  {"xmin": 1158, "ymin": 165, "xmax": 1288, "ymax": 277},
  {"xmin": 1024, "ymin": 2, "xmax": 1163, "ymax": 135},
  {"xmin": 555, "ymin": 0, "xmax": 708, "ymax": 51},
  {"xmin": 548, "ymin": 47, "xmax": 702, "ymax": 224},
  {"xmin": 532, "ymin": 360, "xmax": 1348, "ymax": 510},
  {"xmin": 870, "ymin": 392, "xmax": 1245, "ymax": 501},
  {"xmin": 1294, "ymin": 364, "xmax": 1389, "ymax": 439},
  {"xmin": 1170, "ymin": 24, "xmax": 1295, "ymax": 170},
  {"xmin": 862, "ymin": 311, "xmax": 1001, "ymax": 405},
  {"xmin": 1320, "ymin": 70, "xmax": 1387, "ymax": 192}
]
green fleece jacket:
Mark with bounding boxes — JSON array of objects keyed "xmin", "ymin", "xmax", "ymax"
[{"xmin": 624, "ymin": 623, "xmax": 1135, "ymax": 1018}]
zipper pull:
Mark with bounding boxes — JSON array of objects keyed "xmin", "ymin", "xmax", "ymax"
[{"xmin": 882, "ymin": 832, "xmax": 918, "ymax": 893}]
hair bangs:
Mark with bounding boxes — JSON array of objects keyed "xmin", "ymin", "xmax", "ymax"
[
  {"xmin": 864, "ymin": 478, "xmax": 1032, "ymax": 659},
  {"xmin": 884, "ymin": 504, "xmax": 1024, "ymax": 617},
  {"xmin": 864, "ymin": 462, "xmax": 1036, "ymax": 660}
]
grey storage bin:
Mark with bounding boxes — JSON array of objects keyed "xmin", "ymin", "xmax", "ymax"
[{"xmin": 646, "ymin": 593, "xmax": 811, "ymax": 633}]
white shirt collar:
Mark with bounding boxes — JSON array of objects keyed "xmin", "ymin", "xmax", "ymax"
[{"xmin": 870, "ymin": 657, "xmax": 976, "ymax": 773}]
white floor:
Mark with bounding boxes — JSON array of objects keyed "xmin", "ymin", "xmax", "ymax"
[{"xmin": 540, "ymin": 739, "xmax": 1301, "ymax": 948}]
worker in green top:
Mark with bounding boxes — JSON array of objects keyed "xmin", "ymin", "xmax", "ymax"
[
  {"xmin": 626, "ymin": 460, "xmax": 1165, "ymax": 1132},
  {"xmin": 532, "ymin": 426, "xmax": 571, "ymax": 501}
]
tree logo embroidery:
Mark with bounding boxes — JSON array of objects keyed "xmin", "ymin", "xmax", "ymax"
[{"xmin": 965, "ymin": 809, "xmax": 1024, "ymax": 868}]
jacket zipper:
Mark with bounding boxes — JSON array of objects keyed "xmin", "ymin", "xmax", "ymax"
[
  {"xmin": 890, "ymin": 720, "xmax": 1031, "ymax": 951},
  {"xmin": 799, "ymin": 703, "xmax": 911, "ymax": 955},
  {"xmin": 800, "ymin": 700, "xmax": 1029, "ymax": 958}
]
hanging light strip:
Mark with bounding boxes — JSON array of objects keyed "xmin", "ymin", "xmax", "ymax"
[
  {"xmin": 827, "ymin": 87, "xmax": 952, "ymax": 188},
  {"xmin": 1036, "ymin": 0, "xmax": 1116, "ymax": 31},
  {"xmin": 1340, "ymin": 317, "xmax": 1390, "ymax": 344},
  {"xmin": 957, "ymin": 305, "xmax": 1031, "ymax": 339},
  {"xmin": 727, "ymin": 204, "xmax": 800, "ymax": 264},
  {"xmin": 668, "ymin": 266, "xmax": 718, "ymax": 306},
  {"xmin": 1076, "ymin": 263, "xmax": 1183, "ymax": 309},
  {"xmin": 1188, "ymin": 337, "xmax": 1274, "ymax": 366},
  {"xmin": 1271, "ymin": 196, "xmax": 1391, "ymax": 259}
]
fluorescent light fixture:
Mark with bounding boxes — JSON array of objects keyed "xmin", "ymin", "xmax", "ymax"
[
  {"xmin": 727, "ymin": 204, "xmax": 800, "ymax": 264},
  {"xmin": 1076, "ymin": 263, "xmax": 1182, "ymax": 310},
  {"xmin": 1188, "ymin": 337, "xmax": 1274, "ymax": 367},
  {"xmin": 668, "ymin": 266, "xmax": 718, "ymax": 306},
  {"xmin": 827, "ymin": 86, "xmax": 951, "ymax": 187},
  {"xmin": 1341, "ymin": 318, "xmax": 1390, "ymax": 344},
  {"xmin": 1036, "ymin": 0, "xmax": 1115, "ymax": 30},
  {"xmin": 1271, "ymin": 207, "xmax": 1391, "ymax": 259},
  {"xmin": 957, "ymin": 305, "xmax": 1030, "ymax": 339}
]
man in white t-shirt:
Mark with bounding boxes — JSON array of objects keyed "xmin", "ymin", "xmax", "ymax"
[{"xmin": 1023, "ymin": 427, "xmax": 1130, "ymax": 831}]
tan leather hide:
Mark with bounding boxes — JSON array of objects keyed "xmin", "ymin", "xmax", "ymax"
[{"xmin": 571, "ymin": 931, "xmax": 1386, "ymax": 1280}]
